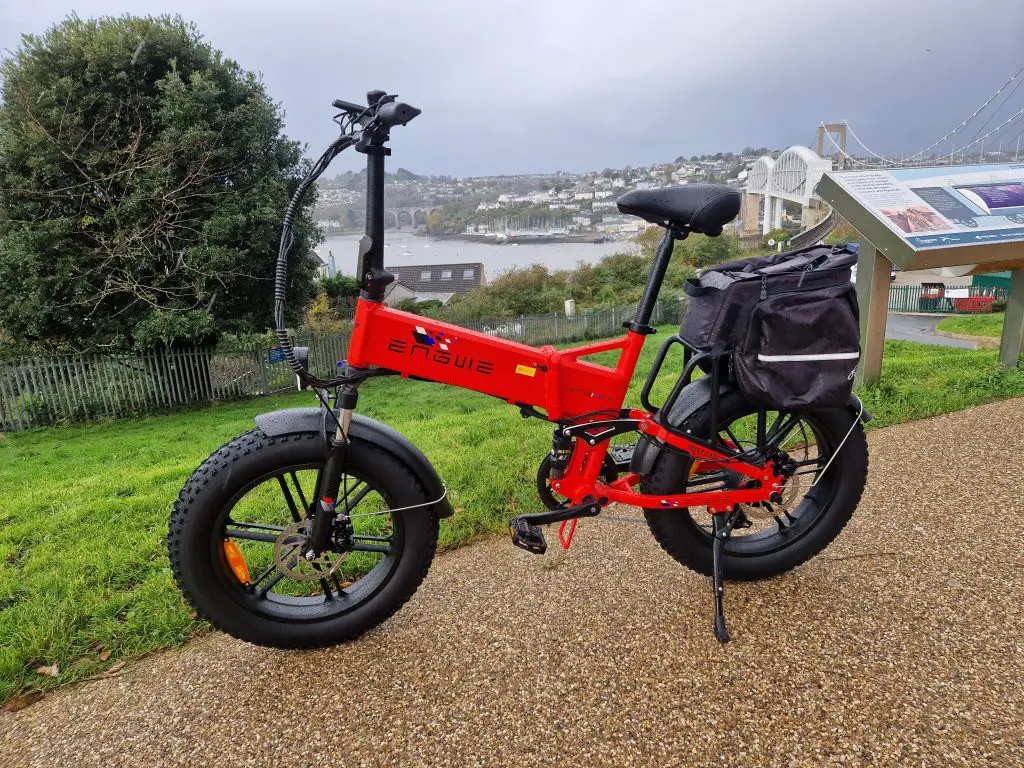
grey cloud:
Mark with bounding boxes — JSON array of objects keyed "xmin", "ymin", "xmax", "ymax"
[{"xmin": 2, "ymin": 0, "xmax": 1023, "ymax": 175}]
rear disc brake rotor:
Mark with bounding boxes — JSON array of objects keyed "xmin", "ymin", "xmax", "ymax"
[{"xmin": 272, "ymin": 520, "xmax": 347, "ymax": 582}]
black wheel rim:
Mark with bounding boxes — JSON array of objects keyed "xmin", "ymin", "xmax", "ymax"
[
  {"xmin": 686, "ymin": 409, "xmax": 838, "ymax": 558},
  {"xmin": 212, "ymin": 462, "xmax": 403, "ymax": 622}
]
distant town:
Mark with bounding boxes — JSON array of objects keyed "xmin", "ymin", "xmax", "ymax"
[
  {"xmin": 314, "ymin": 148, "xmax": 778, "ymax": 242},
  {"xmin": 314, "ymin": 141, "xmax": 1024, "ymax": 246}
]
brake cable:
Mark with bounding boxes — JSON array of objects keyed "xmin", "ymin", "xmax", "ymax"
[{"xmin": 273, "ymin": 131, "xmax": 355, "ymax": 390}]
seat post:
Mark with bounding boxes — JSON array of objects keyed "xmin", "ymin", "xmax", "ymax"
[{"xmin": 630, "ymin": 228, "xmax": 675, "ymax": 332}]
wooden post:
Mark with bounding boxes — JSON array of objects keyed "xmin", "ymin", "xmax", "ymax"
[
  {"xmin": 854, "ymin": 242, "xmax": 891, "ymax": 387},
  {"xmin": 999, "ymin": 268, "xmax": 1024, "ymax": 368}
]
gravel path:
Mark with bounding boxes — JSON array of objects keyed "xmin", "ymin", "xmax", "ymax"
[{"xmin": 3, "ymin": 399, "xmax": 1023, "ymax": 767}]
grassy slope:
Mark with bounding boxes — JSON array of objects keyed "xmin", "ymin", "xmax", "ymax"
[
  {"xmin": 935, "ymin": 314, "xmax": 1004, "ymax": 339},
  {"xmin": 1, "ymin": 331, "xmax": 1023, "ymax": 699}
]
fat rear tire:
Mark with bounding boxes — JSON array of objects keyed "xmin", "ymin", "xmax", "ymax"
[
  {"xmin": 168, "ymin": 429, "xmax": 438, "ymax": 648},
  {"xmin": 642, "ymin": 392, "xmax": 868, "ymax": 580}
]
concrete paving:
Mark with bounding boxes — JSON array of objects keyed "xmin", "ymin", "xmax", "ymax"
[
  {"xmin": 2, "ymin": 399, "xmax": 1023, "ymax": 767},
  {"xmin": 886, "ymin": 313, "xmax": 977, "ymax": 349}
]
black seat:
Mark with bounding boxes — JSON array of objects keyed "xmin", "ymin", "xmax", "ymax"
[{"xmin": 616, "ymin": 184, "xmax": 740, "ymax": 236}]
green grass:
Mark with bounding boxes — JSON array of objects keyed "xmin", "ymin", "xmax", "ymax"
[
  {"xmin": 935, "ymin": 313, "xmax": 1004, "ymax": 339},
  {"xmin": 1, "ymin": 329, "xmax": 1023, "ymax": 700}
]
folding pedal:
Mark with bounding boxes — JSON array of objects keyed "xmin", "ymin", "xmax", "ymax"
[{"xmin": 510, "ymin": 517, "xmax": 547, "ymax": 555}]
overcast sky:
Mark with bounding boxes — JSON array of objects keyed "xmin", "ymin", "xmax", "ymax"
[{"xmin": 2, "ymin": 0, "xmax": 1023, "ymax": 176}]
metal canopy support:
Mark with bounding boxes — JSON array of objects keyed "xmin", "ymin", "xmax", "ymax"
[
  {"xmin": 999, "ymin": 268, "xmax": 1024, "ymax": 368},
  {"xmin": 855, "ymin": 242, "xmax": 890, "ymax": 386}
]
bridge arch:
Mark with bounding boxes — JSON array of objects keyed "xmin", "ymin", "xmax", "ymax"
[
  {"xmin": 768, "ymin": 146, "xmax": 831, "ymax": 206},
  {"xmin": 747, "ymin": 156, "xmax": 775, "ymax": 195}
]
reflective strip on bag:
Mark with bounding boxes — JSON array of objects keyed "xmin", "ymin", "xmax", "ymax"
[{"xmin": 756, "ymin": 352, "xmax": 860, "ymax": 362}]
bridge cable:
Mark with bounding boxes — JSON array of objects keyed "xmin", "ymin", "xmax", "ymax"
[
  {"xmin": 817, "ymin": 122, "xmax": 889, "ymax": 169},
  {"xmin": 947, "ymin": 104, "xmax": 1024, "ymax": 160},
  {"xmin": 904, "ymin": 63, "xmax": 1024, "ymax": 163},
  {"xmin": 841, "ymin": 121, "xmax": 900, "ymax": 167},
  {"xmin": 958, "ymin": 74, "xmax": 1024, "ymax": 158}
]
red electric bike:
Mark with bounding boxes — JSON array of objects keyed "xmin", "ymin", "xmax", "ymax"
[{"xmin": 169, "ymin": 92, "xmax": 869, "ymax": 645}]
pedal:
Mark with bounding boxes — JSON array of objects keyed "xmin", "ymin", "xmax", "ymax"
[{"xmin": 510, "ymin": 517, "xmax": 547, "ymax": 555}]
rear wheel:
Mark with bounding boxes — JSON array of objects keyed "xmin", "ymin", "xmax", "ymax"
[
  {"xmin": 169, "ymin": 429, "xmax": 439, "ymax": 648},
  {"xmin": 643, "ymin": 392, "xmax": 868, "ymax": 580}
]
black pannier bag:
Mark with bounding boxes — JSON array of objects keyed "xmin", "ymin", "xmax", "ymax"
[{"xmin": 680, "ymin": 245, "xmax": 860, "ymax": 410}]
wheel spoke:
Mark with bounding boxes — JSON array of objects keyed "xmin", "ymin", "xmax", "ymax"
[
  {"xmin": 249, "ymin": 562, "xmax": 278, "ymax": 588},
  {"xmin": 277, "ymin": 476, "xmax": 303, "ymax": 522},
  {"xmin": 350, "ymin": 542, "xmax": 390, "ymax": 554},
  {"xmin": 340, "ymin": 480, "xmax": 371, "ymax": 512},
  {"xmin": 721, "ymin": 425, "xmax": 743, "ymax": 451},
  {"xmin": 225, "ymin": 529, "xmax": 279, "ymax": 543},
  {"xmin": 290, "ymin": 472, "xmax": 311, "ymax": 516},
  {"xmin": 257, "ymin": 570, "xmax": 286, "ymax": 597},
  {"xmin": 228, "ymin": 521, "xmax": 286, "ymax": 533},
  {"xmin": 766, "ymin": 414, "xmax": 801, "ymax": 450}
]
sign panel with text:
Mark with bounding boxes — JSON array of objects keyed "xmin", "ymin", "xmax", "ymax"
[{"xmin": 824, "ymin": 164, "xmax": 1024, "ymax": 250}]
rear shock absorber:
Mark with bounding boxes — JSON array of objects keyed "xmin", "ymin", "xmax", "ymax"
[{"xmin": 548, "ymin": 427, "xmax": 573, "ymax": 479}]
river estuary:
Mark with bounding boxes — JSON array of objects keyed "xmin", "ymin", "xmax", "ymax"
[{"xmin": 316, "ymin": 232, "xmax": 633, "ymax": 281}]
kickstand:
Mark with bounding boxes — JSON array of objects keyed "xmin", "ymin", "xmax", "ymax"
[{"xmin": 711, "ymin": 510, "xmax": 739, "ymax": 644}]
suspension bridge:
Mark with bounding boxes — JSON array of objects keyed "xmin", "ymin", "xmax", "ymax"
[{"xmin": 743, "ymin": 62, "xmax": 1024, "ymax": 243}]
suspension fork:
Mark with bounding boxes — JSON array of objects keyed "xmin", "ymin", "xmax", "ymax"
[{"xmin": 306, "ymin": 384, "xmax": 359, "ymax": 555}]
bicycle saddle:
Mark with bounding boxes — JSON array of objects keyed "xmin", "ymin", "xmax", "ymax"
[{"xmin": 617, "ymin": 184, "xmax": 740, "ymax": 236}]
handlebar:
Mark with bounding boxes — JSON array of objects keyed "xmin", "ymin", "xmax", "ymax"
[
  {"xmin": 332, "ymin": 94, "xmax": 421, "ymax": 130},
  {"xmin": 332, "ymin": 98, "xmax": 366, "ymax": 114}
]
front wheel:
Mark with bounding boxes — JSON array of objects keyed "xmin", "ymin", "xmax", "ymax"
[
  {"xmin": 643, "ymin": 392, "xmax": 868, "ymax": 580},
  {"xmin": 169, "ymin": 429, "xmax": 439, "ymax": 648}
]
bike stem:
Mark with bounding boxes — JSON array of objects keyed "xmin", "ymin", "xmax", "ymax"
[{"xmin": 356, "ymin": 94, "xmax": 394, "ymax": 302}]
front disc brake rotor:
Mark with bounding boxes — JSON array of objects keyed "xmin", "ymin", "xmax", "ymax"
[{"xmin": 273, "ymin": 520, "xmax": 347, "ymax": 582}]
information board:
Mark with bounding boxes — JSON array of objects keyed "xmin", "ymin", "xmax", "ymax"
[{"xmin": 826, "ymin": 163, "xmax": 1024, "ymax": 250}]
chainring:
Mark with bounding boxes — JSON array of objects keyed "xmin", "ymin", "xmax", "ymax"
[{"xmin": 272, "ymin": 520, "xmax": 347, "ymax": 582}]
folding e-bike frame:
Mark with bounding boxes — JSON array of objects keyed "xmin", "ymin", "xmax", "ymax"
[
  {"xmin": 336, "ymin": 137, "xmax": 786, "ymax": 523},
  {"xmin": 284, "ymin": 93, "xmax": 800, "ymax": 642}
]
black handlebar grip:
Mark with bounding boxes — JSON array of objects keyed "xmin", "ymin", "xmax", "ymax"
[
  {"xmin": 332, "ymin": 98, "xmax": 367, "ymax": 113},
  {"xmin": 376, "ymin": 101, "xmax": 421, "ymax": 128}
]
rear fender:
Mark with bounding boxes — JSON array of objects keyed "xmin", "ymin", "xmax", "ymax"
[
  {"xmin": 254, "ymin": 407, "xmax": 454, "ymax": 518},
  {"xmin": 629, "ymin": 377, "xmax": 733, "ymax": 476}
]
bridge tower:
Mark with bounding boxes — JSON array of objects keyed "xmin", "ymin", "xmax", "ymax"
[{"xmin": 817, "ymin": 123, "xmax": 848, "ymax": 170}]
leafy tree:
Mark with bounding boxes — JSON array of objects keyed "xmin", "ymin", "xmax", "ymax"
[
  {"xmin": 317, "ymin": 273, "xmax": 359, "ymax": 316},
  {"xmin": 0, "ymin": 14, "xmax": 319, "ymax": 351},
  {"xmin": 762, "ymin": 227, "xmax": 791, "ymax": 249}
]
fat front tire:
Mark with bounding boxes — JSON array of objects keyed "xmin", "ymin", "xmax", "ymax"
[
  {"xmin": 169, "ymin": 429, "xmax": 439, "ymax": 648},
  {"xmin": 643, "ymin": 392, "xmax": 868, "ymax": 581}
]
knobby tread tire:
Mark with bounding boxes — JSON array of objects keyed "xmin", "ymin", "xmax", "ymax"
[
  {"xmin": 168, "ymin": 429, "xmax": 439, "ymax": 648},
  {"xmin": 642, "ymin": 395, "xmax": 869, "ymax": 581}
]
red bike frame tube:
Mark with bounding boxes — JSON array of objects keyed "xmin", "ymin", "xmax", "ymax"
[
  {"xmin": 347, "ymin": 298, "xmax": 784, "ymax": 510},
  {"xmin": 348, "ymin": 299, "xmax": 644, "ymax": 421}
]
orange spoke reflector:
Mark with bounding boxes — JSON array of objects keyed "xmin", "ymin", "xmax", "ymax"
[{"xmin": 223, "ymin": 540, "xmax": 251, "ymax": 584}]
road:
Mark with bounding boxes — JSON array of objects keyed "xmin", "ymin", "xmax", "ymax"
[
  {"xmin": 2, "ymin": 398, "xmax": 1023, "ymax": 767},
  {"xmin": 885, "ymin": 312, "xmax": 976, "ymax": 348}
]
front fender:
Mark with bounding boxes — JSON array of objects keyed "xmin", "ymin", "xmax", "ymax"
[{"xmin": 254, "ymin": 407, "xmax": 454, "ymax": 518}]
